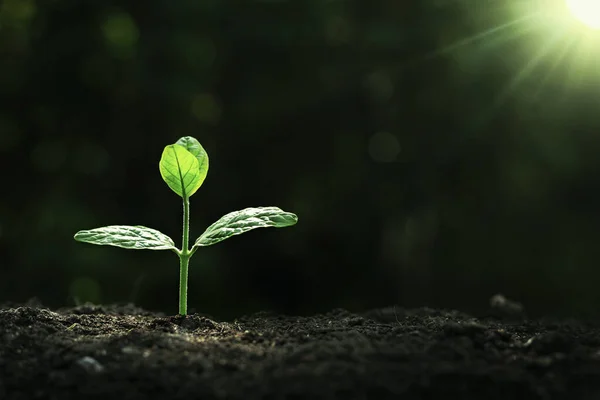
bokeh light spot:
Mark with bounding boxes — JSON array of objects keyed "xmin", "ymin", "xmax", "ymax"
[
  {"xmin": 364, "ymin": 70, "xmax": 394, "ymax": 102},
  {"xmin": 368, "ymin": 132, "xmax": 401, "ymax": 163},
  {"xmin": 325, "ymin": 16, "xmax": 351, "ymax": 45},
  {"xmin": 102, "ymin": 12, "xmax": 139, "ymax": 57},
  {"xmin": 0, "ymin": 0, "xmax": 36, "ymax": 24},
  {"xmin": 191, "ymin": 93, "xmax": 222, "ymax": 124},
  {"xmin": 179, "ymin": 36, "xmax": 217, "ymax": 69}
]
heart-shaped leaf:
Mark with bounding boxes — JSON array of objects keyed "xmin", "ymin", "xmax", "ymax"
[
  {"xmin": 159, "ymin": 144, "xmax": 203, "ymax": 198},
  {"xmin": 74, "ymin": 225, "xmax": 176, "ymax": 250},
  {"xmin": 193, "ymin": 206, "xmax": 298, "ymax": 248}
]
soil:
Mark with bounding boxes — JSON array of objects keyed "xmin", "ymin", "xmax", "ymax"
[{"xmin": 1, "ymin": 299, "xmax": 600, "ymax": 400}]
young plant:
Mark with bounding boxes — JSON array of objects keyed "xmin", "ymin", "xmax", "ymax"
[{"xmin": 74, "ymin": 136, "xmax": 297, "ymax": 315}]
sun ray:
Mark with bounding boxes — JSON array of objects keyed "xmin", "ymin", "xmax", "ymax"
[
  {"xmin": 420, "ymin": 15, "xmax": 538, "ymax": 63},
  {"xmin": 533, "ymin": 33, "xmax": 579, "ymax": 99},
  {"xmin": 386, "ymin": 0, "xmax": 599, "ymax": 135},
  {"xmin": 493, "ymin": 30, "xmax": 567, "ymax": 108}
]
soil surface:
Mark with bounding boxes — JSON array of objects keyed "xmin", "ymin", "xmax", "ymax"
[{"xmin": 1, "ymin": 300, "xmax": 600, "ymax": 400}]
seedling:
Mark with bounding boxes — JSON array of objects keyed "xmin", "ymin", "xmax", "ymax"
[{"xmin": 74, "ymin": 136, "xmax": 297, "ymax": 315}]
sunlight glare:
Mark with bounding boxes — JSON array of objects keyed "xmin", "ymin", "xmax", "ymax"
[{"xmin": 565, "ymin": 0, "xmax": 600, "ymax": 29}]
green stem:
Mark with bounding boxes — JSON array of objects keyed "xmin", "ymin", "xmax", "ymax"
[{"xmin": 179, "ymin": 196, "xmax": 191, "ymax": 315}]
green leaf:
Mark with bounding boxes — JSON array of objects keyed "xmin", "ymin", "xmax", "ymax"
[
  {"xmin": 193, "ymin": 206, "xmax": 298, "ymax": 248},
  {"xmin": 175, "ymin": 136, "xmax": 209, "ymax": 183},
  {"xmin": 159, "ymin": 144, "xmax": 203, "ymax": 198},
  {"xmin": 74, "ymin": 225, "xmax": 177, "ymax": 250}
]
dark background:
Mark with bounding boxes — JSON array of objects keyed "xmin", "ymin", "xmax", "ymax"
[{"xmin": 1, "ymin": 0, "xmax": 599, "ymax": 319}]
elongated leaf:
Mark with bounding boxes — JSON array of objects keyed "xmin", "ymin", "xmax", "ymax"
[
  {"xmin": 159, "ymin": 144, "xmax": 202, "ymax": 198},
  {"xmin": 175, "ymin": 136, "xmax": 209, "ymax": 184},
  {"xmin": 74, "ymin": 225, "xmax": 176, "ymax": 250},
  {"xmin": 193, "ymin": 206, "xmax": 298, "ymax": 248}
]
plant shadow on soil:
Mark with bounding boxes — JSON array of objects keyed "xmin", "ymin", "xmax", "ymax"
[{"xmin": 1, "ymin": 298, "xmax": 600, "ymax": 400}]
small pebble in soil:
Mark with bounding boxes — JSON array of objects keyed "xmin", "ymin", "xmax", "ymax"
[
  {"xmin": 75, "ymin": 356, "xmax": 104, "ymax": 374},
  {"xmin": 489, "ymin": 293, "xmax": 525, "ymax": 319}
]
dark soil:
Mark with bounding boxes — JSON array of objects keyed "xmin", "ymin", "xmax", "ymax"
[{"xmin": 1, "ymin": 300, "xmax": 600, "ymax": 400}]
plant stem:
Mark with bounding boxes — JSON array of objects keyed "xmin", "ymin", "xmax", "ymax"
[{"xmin": 179, "ymin": 196, "xmax": 191, "ymax": 315}]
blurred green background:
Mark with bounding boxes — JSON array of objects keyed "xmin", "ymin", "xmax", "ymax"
[{"xmin": 1, "ymin": 0, "xmax": 599, "ymax": 319}]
